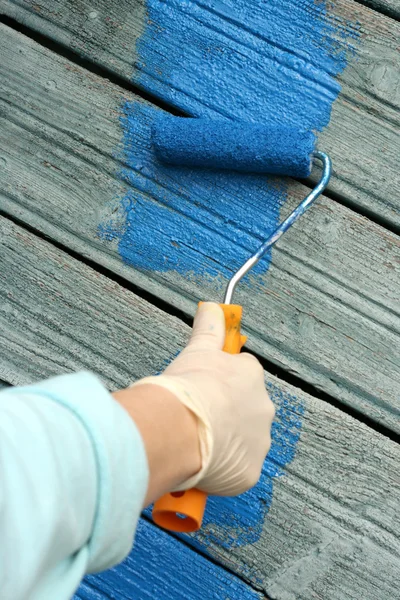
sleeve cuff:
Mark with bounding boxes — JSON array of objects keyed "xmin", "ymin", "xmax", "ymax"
[{"xmin": 19, "ymin": 371, "xmax": 149, "ymax": 572}]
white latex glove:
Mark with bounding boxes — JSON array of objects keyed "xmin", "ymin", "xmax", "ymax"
[{"xmin": 132, "ymin": 302, "xmax": 275, "ymax": 496}]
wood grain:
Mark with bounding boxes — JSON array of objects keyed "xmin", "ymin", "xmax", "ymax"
[
  {"xmin": 2, "ymin": 0, "xmax": 400, "ymax": 227},
  {"xmin": 1, "ymin": 24, "xmax": 399, "ymax": 431},
  {"xmin": 74, "ymin": 520, "xmax": 263, "ymax": 600},
  {"xmin": 358, "ymin": 0, "xmax": 400, "ymax": 19},
  {"xmin": 1, "ymin": 214, "xmax": 400, "ymax": 600}
]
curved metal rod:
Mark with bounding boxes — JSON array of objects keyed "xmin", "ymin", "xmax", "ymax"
[{"xmin": 223, "ymin": 151, "xmax": 332, "ymax": 305}]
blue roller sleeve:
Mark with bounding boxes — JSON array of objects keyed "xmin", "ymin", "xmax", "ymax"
[{"xmin": 152, "ymin": 116, "xmax": 316, "ymax": 177}]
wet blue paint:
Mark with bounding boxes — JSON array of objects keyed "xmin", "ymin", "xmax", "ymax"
[
  {"xmin": 99, "ymin": 102, "xmax": 283, "ymax": 278},
  {"xmin": 101, "ymin": 0, "xmax": 358, "ymax": 280},
  {"xmin": 143, "ymin": 382, "xmax": 304, "ymax": 553},
  {"xmin": 134, "ymin": 0, "xmax": 358, "ymax": 124},
  {"xmin": 99, "ymin": 0, "xmax": 358, "ymax": 551},
  {"xmin": 152, "ymin": 116, "xmax": 315, "ymax": 177},
  {"xmin": 75, "ymin": 519, "xmax": 261, "ymax": 599}
]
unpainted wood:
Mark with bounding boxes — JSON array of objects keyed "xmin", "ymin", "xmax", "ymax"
[
  {"xmin": 1, "ymin": 215, "xmax": 400, "ymax": 599},
  {"xmin": 358, "ymin": 0, "xmax": 400, "ymax": 19},
  {"xmin": 1, "ymin": 25, "xmax": 399, "ymax": 431},
  {"xmin": 2, "ymin": 0, "xmax": 400, "ymax": 227}
]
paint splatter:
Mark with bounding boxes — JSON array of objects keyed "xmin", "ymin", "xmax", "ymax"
[{"xmin": 75, "ymin": 519, "xmax": 261, "ymax": 599}]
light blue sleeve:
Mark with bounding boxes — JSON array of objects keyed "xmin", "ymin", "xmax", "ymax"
[{"xmin": 0, "ymin": 372, "xmax": 149, "ymax": 600}]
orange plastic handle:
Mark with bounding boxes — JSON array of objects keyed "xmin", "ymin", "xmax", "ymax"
[{"xmin": 152, "ymin": 304, "xmax": 247, "ymax": 532}]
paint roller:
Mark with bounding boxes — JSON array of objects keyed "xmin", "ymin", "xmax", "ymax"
[{"xmin": 151, "ymin": 116, "xmax": 332, "ymax": 533}]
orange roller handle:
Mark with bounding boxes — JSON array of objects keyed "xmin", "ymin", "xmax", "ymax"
[
  {"xmin": 152, "ymin": 303, "xmax": 246, "ymax": 532},
  {"xmin": 220, "ymin": 304, "xmax": 247, "ymax": 354}
]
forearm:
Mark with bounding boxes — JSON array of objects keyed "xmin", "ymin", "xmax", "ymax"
[{"xmin": 113, "ymin": 384, "xmax": 201, "ymax": 506}]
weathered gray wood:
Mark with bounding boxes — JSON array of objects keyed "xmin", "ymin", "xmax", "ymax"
[
  {"xmin": 1, "ymin": 214, "xmax": 400, "ymax": 600},
  {"xmin": 2, "ymin": 0, "xmax": 400, "ymax": 227},
  {"xmin": 1, "ymin": 24, "xmax": 399, "ymax": 432},
  {"xmin": 358, "ymin": 0, "xmax": 400, "ymax": 19}
]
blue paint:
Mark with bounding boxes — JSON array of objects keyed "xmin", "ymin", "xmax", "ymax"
[
  {"xmin": 196, "ymin": 383, "xmax": 304, "ymax": 548},
  {"xmin": 142, "ymin": 382, "xmax": 303, "ymax": 555},
  {"xmin": 100, "ymin": 0, "xmax": 358, "ymax": 280},
  {"xmin": 152, "ymin": 116, "xmax": 315, "ymax": 177},
  {"xmin": 75, "ymin": 519, "xmax": 261, "ymax": 599},
  {"xmin": 99, "ymin": 102, "xmax": 283, "ymax": 278},
  {"xmin": 134, "ymin": 0, "xmax": 358, "ymax": 124},
  {"xmin": 98, "ymin": 0, "xmax": 358, "ymax": 551}
]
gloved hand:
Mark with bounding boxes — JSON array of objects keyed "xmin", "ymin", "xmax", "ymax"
[{"xmin": 131, "ymin": 302, "xmax": 275, "ymax": 496}]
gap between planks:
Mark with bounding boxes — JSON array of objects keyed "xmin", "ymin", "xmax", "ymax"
[
  {"xmin": 1, "ymin": 206, "xmax": 399, "ymax": 446},
  {"xmin": 0, "ymin": 13, "xmax": 398, "ymax": 238},
  {"xmin": 1, "ymin": 22, "xmax": 399, "ymax": 434},
  {"xmin": 1, "ymin": 214, "xmax": 400, "ymax": 599},
  {"xmin": 352, "ymin": 0, "xmax": 400, "ymax": 20},
  {"xmin": 0, "ymin": 14, "xmax": 186, "ymax": 116}
]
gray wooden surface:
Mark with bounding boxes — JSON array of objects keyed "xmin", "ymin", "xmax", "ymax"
[
  {"xmin": 1, "ymin": 24, "xmax": 399, "ymax": 432},
  {"xmin": 1, "ymin": 214, "xmax": 400, "ymax": 600},
  {"xmin": 2, "ymin": 0, "xmax": 400, "ymax": 228},
  {"xmin": 360, "ymin": 0, "xmax": 400, "ymax": 18},
  {"xmin": 1, "ymin": 2, "xmax": 399, "ymax": 598}
]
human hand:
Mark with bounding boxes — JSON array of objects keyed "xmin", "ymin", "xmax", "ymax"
[{"xmin": 132, "ymin": 302, "xmax": 275, "ymax": 497}]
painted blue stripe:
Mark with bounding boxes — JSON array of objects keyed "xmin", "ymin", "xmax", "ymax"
[
  {"xmin": 98, "ymin": 0, "xmax": 358, "ymax": 556},
  {"xmin": 135, "ymin": 0, "xmax": 358, "ymax": 123},
  {"xmin": 100, "ymin": 0, "xmax": 358, "ymax": 281},
  {"xmin": 75, "ymin": 519, "xmax": 261, "ymax": 599},
  {"xmin": 99, "ymin": 101, "xmax": 282, "ymax": 278},
  {"xmin": 143, "ymin": 381, "xmax": 304, "ymax": 552}
]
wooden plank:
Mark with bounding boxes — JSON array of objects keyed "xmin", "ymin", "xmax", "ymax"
[
  {"xmin": 1, "ymin": 24, "xmax": 399, "ymax": 432},
  {"xmin": 0, "ymin": 223, "xmax": 262, "ymax": 600},
  {"xmin": 74, "ymin": 520, "xmax": 262, "ymax": 600},
  {"xmin": 2, "ymin": 0, "xmax": 400, "ymax": 228},
  {"xmin": 358, "ymin": 0, "xmax": 400, "ymax": 19},
  {"xmin": 1, "ymin": 214, "xmax": 400, "ymax": 600}
]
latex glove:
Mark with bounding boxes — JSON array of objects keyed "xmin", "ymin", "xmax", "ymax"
[{"xmin": 131, "ymin": 302, "xmax": 275, "ymax": 496}]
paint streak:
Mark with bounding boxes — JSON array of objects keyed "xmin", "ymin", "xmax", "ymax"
[
  {"xmin": 142, "ymin": 381, "xmax": 303, "ymax": 553},
  {"xmin": 75, "ymin": 519, "xmax": 261, "ymax": 599},
  {"xmin": 99, "ymin": 0, "xmax": 358, "ymax": 548},
  {"xmin": 195, "ymin": 383, "xmax": 304, "ymax": 548},
  {"xmin": 99, "ymin": 101, "xmax": 283, "ymax": 279}
]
